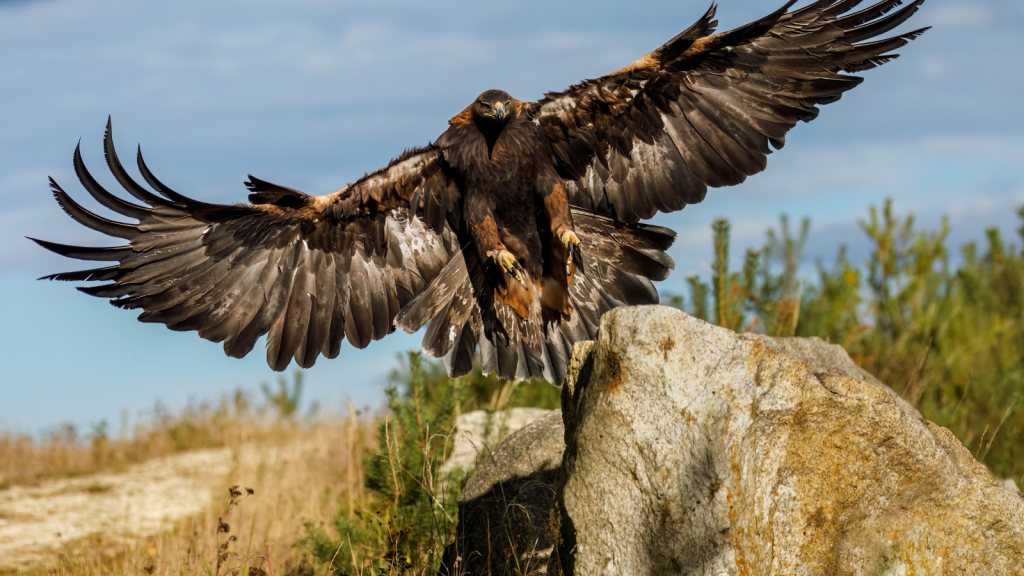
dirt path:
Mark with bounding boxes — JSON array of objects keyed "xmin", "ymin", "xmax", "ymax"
[{"xmin": 0, "ymin": 448, "xmax": 233, "ymax": 569}]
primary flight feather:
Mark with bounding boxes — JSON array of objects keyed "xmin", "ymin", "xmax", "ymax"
[{"xmin": 33, "ymin": 0, "xmax": 929, "ymax": 383}]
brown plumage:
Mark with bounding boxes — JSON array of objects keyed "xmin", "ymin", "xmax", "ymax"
[{"xmin": 33, "ymin": 0, "xmax": 928, "ymax": 383}]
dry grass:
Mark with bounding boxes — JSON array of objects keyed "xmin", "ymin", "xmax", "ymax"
[
  {"xmin": 7, "ymin": 406, "xmax": 376, "ymax": 576},
  {"xmin": 0, "ymin": 393, "xmax": 273, "ymax": 489},
  {"xmin": 1, "ymin": 362, "xmax": 517, "ymax": 576}
]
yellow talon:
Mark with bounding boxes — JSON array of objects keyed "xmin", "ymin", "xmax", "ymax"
[
  {"xmin": 560, "ymin": 230, "xmax": 582, "ymax": 277},
  {"xmin": 560, "ymin": 230, "xmax": 580, "ymax": 248},
  {"xmin": 491, "ymin": 249, "xmax": 527, "ymax": 288}
]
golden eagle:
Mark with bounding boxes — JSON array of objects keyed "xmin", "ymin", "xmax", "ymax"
[{"xmin": 33, "ymin": 0, "xmax": 928, "ymax": 382}]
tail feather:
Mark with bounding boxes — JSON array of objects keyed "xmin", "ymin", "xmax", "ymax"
[{"xmin": 406, "ymin": 209, "xmax": 673, "ymax": 385}]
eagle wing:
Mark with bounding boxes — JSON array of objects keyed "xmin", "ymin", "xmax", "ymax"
[
  {"xmin": 533, "ymin": 0, "xmax": 929, "ymax": 223},
  {"xmin": 33, "ymin": 119, "xmax": 462, "ymax": 371}
]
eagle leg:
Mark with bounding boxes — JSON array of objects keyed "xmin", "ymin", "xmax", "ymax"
[
  {"xmin": 466, "ymin": 193, "xmax": 528, "ymax": 288},
  {"xmin": 537, "ymin": 173, "xmax": 582, "ymax": 280}
]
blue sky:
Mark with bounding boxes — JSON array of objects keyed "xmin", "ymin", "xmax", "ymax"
[{"xmin": 1, "ymin": 0, "xmax": 1021, "ymax": 432}]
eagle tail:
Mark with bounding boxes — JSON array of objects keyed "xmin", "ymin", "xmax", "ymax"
[{"xmin": 394, "ymin": 210, "xmax": 676, "ymax": 385}]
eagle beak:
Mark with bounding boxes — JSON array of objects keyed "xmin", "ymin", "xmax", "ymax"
[{"xmin": 493, "ymin": 103, "xmax": 506, "ymax": 121}]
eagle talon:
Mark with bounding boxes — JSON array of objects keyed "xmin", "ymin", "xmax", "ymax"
[
  {"xmin": 560, "ymin": 230, "xmax": 584, "ymax": 277},
  {"xmin": 511, "ymin": 260, "xmax": 527, "ymax": 288},
  {"xmin": 492, "ymin": 249, "xmax": 527, "ymax": 289}
]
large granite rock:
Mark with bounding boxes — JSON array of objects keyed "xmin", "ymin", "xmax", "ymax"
[
  {"xmin": 550, "ymin": 307, "xmax": 1024, "ymax": 575},
  {"xmin": 445, "ymin": 309, "xmax": 947, "ymax": 575}
]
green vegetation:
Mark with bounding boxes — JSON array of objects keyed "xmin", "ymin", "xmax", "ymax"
[
  {"xmin": 263, "ymin": 371, "xmax": 318, "ymax": 420},
  {"xmin": 299, "ymin": 352, "xmax": 557, "ymax": 575},
  {"xmin": 299, "ymin": 352, "xmax": 465, "ymax": 575},
  {"xmin": 669, "ymin": 199, "xmax": 1024, "ymax": 486}
]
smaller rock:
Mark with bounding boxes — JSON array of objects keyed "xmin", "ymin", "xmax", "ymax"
[
  {"xmin": 442, "ymin": 408, "xmax": 552, "ymax": 475},
  {"xmin": 443, "ymin": 410, "xmax": 564, "ymax": 575}
]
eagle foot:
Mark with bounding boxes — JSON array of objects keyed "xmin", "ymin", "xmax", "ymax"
[
  {"xmin": 560, "ymin": 230, "xmax": 584, "ymax": 276},
  {"xmin": 492, "ymin": 249, "xmax": 527, "ymax": 289}
]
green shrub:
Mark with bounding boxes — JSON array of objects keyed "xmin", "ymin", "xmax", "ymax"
[
  {"xmin": 262, "ymin": 371, "xmax": 307, "ymax": 420},
  {"xmin": 298, "ymin": 345, "xmax": 562, "ymax": 575},
  {"xmin": 300, "ymin": 352, "xmax": 469, "ymax": 575}
]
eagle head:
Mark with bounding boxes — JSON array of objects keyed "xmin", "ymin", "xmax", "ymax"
[{"xmin": 471, "ymin": 89, "xmax": 513, "ymax": 129}]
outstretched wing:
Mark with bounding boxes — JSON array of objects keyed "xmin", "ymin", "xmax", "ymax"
[
  {"xmin": 534, "ymin": 0, "xmax": 929, "ymax": 223},
  {"xmin": 32, "ymin": 119, "xmax": 462, "ymax": 371}
]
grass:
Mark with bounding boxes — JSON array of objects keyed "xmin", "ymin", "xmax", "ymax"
[
  {"xmin": 0, "ymin": 374, "xmax": 323, "ymax": 490},
  {"xmin": 83, "ymin": 483, "xmax": 111, "ymax": 494},
  {"xmin": 2, "ymin": 392, "xmax": 254, "ymax": 488},
  {"xmin": 4, "ymin": 358, "xmax": 535, "ymax": 576},
  {"xmin": 10, "ymin": 412, "xmax": 375, "ymax": 576}
]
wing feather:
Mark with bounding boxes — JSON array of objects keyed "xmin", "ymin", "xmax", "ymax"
[
  {"xmin": 74, "ymin": 143, "xmax": 150, "ymax": 220},
  {"xmin": 29, "ymin": 238, "xmax": 131, "ymax": 262}
]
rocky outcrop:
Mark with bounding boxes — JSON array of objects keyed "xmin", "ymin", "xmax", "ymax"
[
  {"xmin": 446, "ymin": 311, "xmax": 949, "ymax": 574},
  {"xmin": 551, "ymin": 307, "xmax": 1024, "ymax": 575},
  {"xmin": 446, "ymin": 306, "xmax": 1024, "ymax": 574}
]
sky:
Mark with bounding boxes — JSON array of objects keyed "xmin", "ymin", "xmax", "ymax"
[{"xmin": 1, "ymin": 0, "xmax": 1021, "ymax": 433}]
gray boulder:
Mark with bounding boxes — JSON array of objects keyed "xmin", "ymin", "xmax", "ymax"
[
  {"xmin": 550, "ymin": 306, "xmax": 1024, "ymax": 575},
  {"xmin": 443, "ymin": 408, "xmax": 554, "ymax": 475},
  {"xmin": 444, "ymin": 410, "xmax": 563, "ymax": 575},
  {"xmin": 446, "ymin": 309, "xmax": 940, "ymax": 575}
]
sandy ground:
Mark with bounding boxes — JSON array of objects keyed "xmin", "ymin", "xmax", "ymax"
[{"xmin": 0, "ymin": 448, "xmax": 234, "ymax": 569}]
